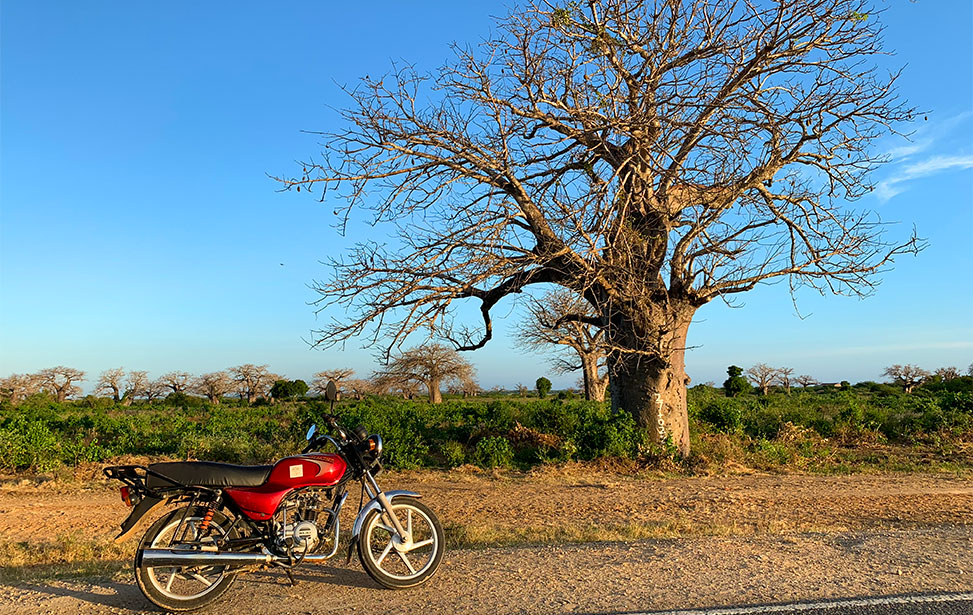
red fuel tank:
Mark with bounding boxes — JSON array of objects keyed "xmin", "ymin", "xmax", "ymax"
[{"xmin": 224, "ymin": 453, "xmax": 347, "ymax": 521}]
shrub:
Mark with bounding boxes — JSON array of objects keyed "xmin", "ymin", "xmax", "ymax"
[
  {"xmin": 439, "ymin": 441, "xmax": 466, "ymax": 468},
  {"xmin": 698, "ymin": 398, "xmax": 744, "ymax": 433},
  {"xmin": 474, "ymin": 436, "xmax": 514, "ymax": 469}
]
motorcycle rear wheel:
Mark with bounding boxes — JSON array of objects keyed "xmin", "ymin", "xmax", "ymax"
[
  {"xmin": 134, "ymin": 506, "xmax": 238, "ymax": 611},
  {"xmin": 358, "ymin": 496, "xmax": 444, "ymax": 588}
]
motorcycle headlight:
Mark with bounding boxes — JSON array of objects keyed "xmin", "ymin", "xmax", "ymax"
[{"xmin": 366, "ymin": 434, "xmax": 383, "ymax": 457}]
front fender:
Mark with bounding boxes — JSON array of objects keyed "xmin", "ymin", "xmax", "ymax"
[{"xmin": 351, "ymin": 490, "xmax": 422, "ymax": 541}]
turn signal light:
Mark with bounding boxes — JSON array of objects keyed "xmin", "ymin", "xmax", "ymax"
[{"xmin": 120, "ymin": 486, "xmax": 132, "ymax": 507}]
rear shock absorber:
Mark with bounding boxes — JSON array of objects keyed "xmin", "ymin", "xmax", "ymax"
[{"xmin": 198, "ymin": 508, "xmax": 216, "ymax": 534}]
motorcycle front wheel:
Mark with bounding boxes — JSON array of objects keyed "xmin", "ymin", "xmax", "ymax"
[
  {"xmin": 134, "ymin": 506, "xmax": 238, "ymax": 611},
  {"xmin": 358, "ymin": 496, "xmax": 444, "ymax": 588}
]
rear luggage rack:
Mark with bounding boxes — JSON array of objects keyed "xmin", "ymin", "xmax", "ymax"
[{"xmin": 103, "ymin": 464, "xmax": 197, "ymax": 494}]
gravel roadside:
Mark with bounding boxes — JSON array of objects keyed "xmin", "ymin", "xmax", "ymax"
[{"xmin": 1, "ymin": 526, "xmax": 970, "ymax": 614}]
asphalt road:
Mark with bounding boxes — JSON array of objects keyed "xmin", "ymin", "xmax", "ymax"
[{"xmin": 614, "ymin": 593, "xmax": 973, "ymax": 615}]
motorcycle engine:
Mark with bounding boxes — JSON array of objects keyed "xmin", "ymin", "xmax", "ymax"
[{"xmin": 271, "ymin": 488, "xmax": 334, "ymax": 555}]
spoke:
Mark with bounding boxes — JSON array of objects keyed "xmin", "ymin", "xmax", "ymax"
[
  {"xmin": 407, "ymin": 538, "xmax": 434, "ymax": 551},
  {"xmin": 407, "ymin": 510, "xmax": 413, "ymax": 537},
  {"xmin": 397, "ymin": 550, "xmax": 417, "ymax": 574},
  {"xmin": 165, "ymin": 569, "xmax": 177, "ymax": 592},
  {"xmin": 375, "ymin": 540, "xmax": 395, "ymax": 568},
  {"xmin": 191, "ymin": 572, "xmax": 214, "ymax": 587},
  {"xmin": 377, "ymin": 523, "xmax": 396, "ymax": 534}
]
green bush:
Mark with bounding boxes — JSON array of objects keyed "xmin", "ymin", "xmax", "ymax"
[
  {"xmin": 439, "ymin": 441, "xmax": 466, "ymax": 468},
  {"xmin": 536, "ymin": 377, "xmax": 552, "ymax": 398},
  {"xmin": 474, "ymin": 436, "xmax": 514, "ymax": 469}
]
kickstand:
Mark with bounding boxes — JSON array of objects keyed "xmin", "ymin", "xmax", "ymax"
[{"xmin": 284, "ymin": 569, "xmax": 298, "ymax": 586}]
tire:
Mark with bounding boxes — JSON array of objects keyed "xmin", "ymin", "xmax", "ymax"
[
  {"xmin": 134, "ymin": 506, "xmax": 238, "ymax": 611},
  {"xmin": 357, "ymin": 496, "xmax": 444, "ymax": 589}
]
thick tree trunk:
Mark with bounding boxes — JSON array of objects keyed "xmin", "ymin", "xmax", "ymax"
[
  {"xmin": 608, "ymin": 316, "xmax": 693, "ymax": 457},
  {"xmin": 428, "ymin": 377, "xmax": 442, "ymax": 404},
  {"xmin": 580, "ymin": 354, "xmax": 608, "ymax": 402}
]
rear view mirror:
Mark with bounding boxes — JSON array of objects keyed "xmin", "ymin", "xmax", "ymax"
[
  {"xmin": 305, "ymin": 424, "xmax": 317, "ymax": 441},
  {"xmin": 324, "ymin": 381, "xmax": 338, "ymax": 402}
]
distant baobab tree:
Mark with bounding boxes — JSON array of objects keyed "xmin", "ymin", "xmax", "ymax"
[
  {"xmin": 38, "ymin": 367, "xmax": 85, "ymax": 403},
  {"xmin": 516, "ymin": 289, "xmax": 609, "ymax": 401},
  {"xmin": 883, "ymin": 364, "xmax": 930, "ymax": 394},
  {"xmin": 96, "ymin": 368, "xmax": 126, "ymax": 402},
  {"xmin": 281, "ymin": 0, "xmax": 919, "ymax": 455}
]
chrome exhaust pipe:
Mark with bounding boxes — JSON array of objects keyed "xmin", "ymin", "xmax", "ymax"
[
  {"xmin": 139, "ymin": 548, "xmax": 337, "ymax": 568},
  {"xmin": 140, "ymin": 548, "xmax": 276, "ymax": 567}
]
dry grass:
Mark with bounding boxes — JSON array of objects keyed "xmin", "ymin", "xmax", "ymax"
[{"xmin": 0, "ymin": 534, "xmax": 132, "ymax": 583}]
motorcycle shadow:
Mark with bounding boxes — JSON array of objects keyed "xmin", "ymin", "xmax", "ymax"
[
  {"xmin": 245, "ymin": 565, "xmax": 379, "ymax": 591},
  {"xmin": 15, "ymin": 579, "xmax": 146, "ymax": 611}
]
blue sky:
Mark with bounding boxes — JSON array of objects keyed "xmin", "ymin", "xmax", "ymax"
[{"xmin": 1, "ymin": 1, "xmax": 971, "ymax": 391}]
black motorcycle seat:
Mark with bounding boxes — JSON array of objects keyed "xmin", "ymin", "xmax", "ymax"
[{"xmin": 146, "ymin": 461, "xmax": 273, "ymax": 490}]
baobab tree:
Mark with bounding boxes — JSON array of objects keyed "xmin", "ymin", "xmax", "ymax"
[
  {"xmin": 193, "ymin": 371, "xmax": 235, "ymax": 404},
  {"xmin": 37, "ymin": 367, "xmax": 85, "ymax": 403},
  {"xmin": 375, "ymin": 344, "xmax": 475, "ymax": 404},
  {"xmin": 282, "ymin": 0, "xmax": 919, "ymax": 455},
  {"xmin": 516, "ymin": 289, "xmax": 609, "ymax": 401},
  {"xmin": 159, "ymin": 371, "xmax": 192, "ymax": 394},
  {"xmin": 313, "ymin": 369, "xmax": 356, "ymax": 396},
  {"xmin": 96, "ymin": 368, "xmax": 126, "ymax": 402},
  {"xmin": 0, "ymin": 373, "xmax": 41, "ymax": 405},
  {"xmin": 776, "ymin": 367, "xmax": 795, "ymax": 395},
  {"xmin": 883, "ymin": 364, "xmax": 929, "ymax": 394},
  {"xmin": 229, "ymin": 364, "xmax": 277, "ymax": 404},
  {"xmin": 123, "ymin": 370, "xmax": 149, "ymax": 405},
  {"xmin": 746, "ymin": 364, "xmax": 779, "ymax": 396},
  {"xmin": 794, "ymin": 374, "xmax": 818, "ymax": 389}
]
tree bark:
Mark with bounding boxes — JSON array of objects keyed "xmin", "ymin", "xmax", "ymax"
[
  {"xmin": 608, "ymin": 315, "xmax": 693, "ymax": 457},
  {"xmin": 580, "ymin": 354, "xmax": 608, "ymax": 402},
  {"xmin": 428, "ymin": 377, "xmax": 442, "ymax": 404}
]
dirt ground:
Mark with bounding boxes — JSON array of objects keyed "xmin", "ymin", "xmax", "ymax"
[
  {"xmin": 0, "ymin": 469, "xmax": 971, "ymax": 613},
  {"xmin": 1, "ymin": 469, "xmax": 971, "ymax": 545}
]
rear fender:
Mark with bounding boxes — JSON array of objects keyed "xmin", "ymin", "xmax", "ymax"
[{"xmin": 114, "ymin": 495, "xmax": 167, "ymax": 543}]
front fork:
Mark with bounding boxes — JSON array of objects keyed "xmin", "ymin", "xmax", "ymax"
[{"xmin": 347, "ymin": 473, "xmax": 421, "ymax": 563}]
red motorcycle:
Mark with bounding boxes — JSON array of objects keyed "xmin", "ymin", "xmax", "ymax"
[{"xmin": 104, "ymin": 383, "xmax": 444, "ymax": 611}]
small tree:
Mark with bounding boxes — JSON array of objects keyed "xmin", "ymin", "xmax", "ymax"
[
  {"xmin": 746, "ymin": 364, "xmax": 780, "ymax": 396},
  {"xmin": 270, "ymin": 379, "xmax": 309, "ymax": 400},
  {"xmin": 883, "ymin": 364, "xmax": 930, "ymax": 394},
  {"xmin": 723, "ymin": 366, "xmax": 750, "ymax": 398},
  {"xmin": 535, "ymin": 377, "xmax": 552, "ymax": 398},
  {"xmin": 794, "ymin": 374, "xmax": 818, "ymax": 389},
  {"xmin": 37, "ymin": 366, "xmax": 85, "ymax": 403},
  {"xmin": 516, "ymin": 383, "xmax": 529, "ymax": 398}
]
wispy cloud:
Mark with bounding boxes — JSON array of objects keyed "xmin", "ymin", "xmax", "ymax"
[
  {"xmin": 873, "ymin": 111, "xmax": 973, "ymax": 203},
  {"xmin": 881, "ymin": 110, "xmax": 972, "ymax": 163},
  {"xmin": 875, "ymin": 154, "xmax": 973, "ymax": 202}
]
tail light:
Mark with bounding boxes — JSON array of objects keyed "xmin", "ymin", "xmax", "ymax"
[{"xmin": 120, "ymin": 486, "xmax": 132, "ymax": 507}]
